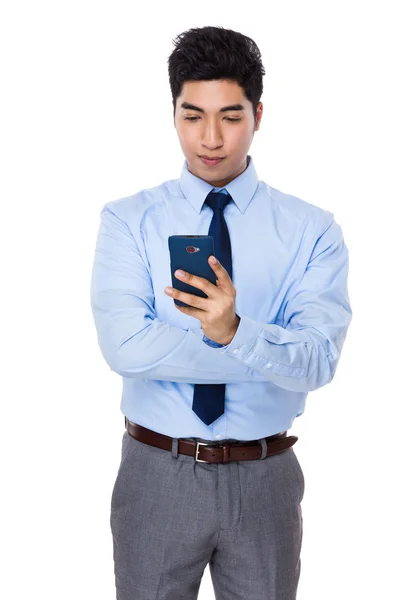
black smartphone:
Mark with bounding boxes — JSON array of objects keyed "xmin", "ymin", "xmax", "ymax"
[{"xmin": 168, "ymin": 235, "xmax": 217, "ymax": 307}]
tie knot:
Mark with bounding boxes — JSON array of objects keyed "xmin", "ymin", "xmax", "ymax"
[{"xmin": 204, "ymin": 190, "xmax": 232, "ymax": 212}]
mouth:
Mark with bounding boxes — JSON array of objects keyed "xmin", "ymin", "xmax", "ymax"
[{"xmin": 199, "ymin": 156, "xmax": 225, "ymax": 167}]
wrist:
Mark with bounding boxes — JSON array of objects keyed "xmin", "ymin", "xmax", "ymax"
[{"xmin": 222, "ymin": 315, "xmax": 241, "ymax": 345}]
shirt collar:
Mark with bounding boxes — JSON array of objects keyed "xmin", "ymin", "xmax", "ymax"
[{"xmin": 178, "ymin": 154, "xmax": 259, "ymax": 214}]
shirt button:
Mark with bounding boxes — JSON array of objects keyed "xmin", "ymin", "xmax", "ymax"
[
  {"xmin": 215, "ymin": 434, "xmax": 221, "ymax": 439},
  {"xmin": 266, "ymin": 362, "xmax": 272, "ymax": 368},
  {"xmin": 232, "ymin": 348, "xmax": 239, "ymax": 354}
]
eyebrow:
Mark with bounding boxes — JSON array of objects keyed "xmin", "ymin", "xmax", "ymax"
[{"xmin": 180, "ymin": 102, "xmax": 245, "ymax": 113}]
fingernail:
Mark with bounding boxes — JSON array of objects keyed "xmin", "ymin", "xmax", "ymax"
[
  {"xmin": 176, "ymin": 270, "xmax": 185, "ymax": 277},
  {"xmin": 210, "ymin": 256, "xmax": 217, "ymax": 264}
]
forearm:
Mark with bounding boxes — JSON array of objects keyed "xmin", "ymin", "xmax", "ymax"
[
  {"xmin": 216, "ymin": 313, "xmax": 351, "ymax": 392},
  {"xmin": 91, "ymin": 308, "xmax": 259, "ymax": 382}
]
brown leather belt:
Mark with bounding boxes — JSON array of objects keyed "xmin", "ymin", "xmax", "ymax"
[{"xmin": 125, "ymin": 417, "xmax": 298, "ymax": 464}]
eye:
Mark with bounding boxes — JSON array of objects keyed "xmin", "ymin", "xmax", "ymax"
[{"xmin": 184, "ymin": 116, "xmax": 242, "ymax": 122}]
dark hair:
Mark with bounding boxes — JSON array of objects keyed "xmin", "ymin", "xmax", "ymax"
[{"xmin": 167, "ymin": 26, "xmax": 265, "ymax": 121}]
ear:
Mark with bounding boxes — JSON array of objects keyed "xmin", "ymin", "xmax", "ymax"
[{"xmin": 254, "ymin": 102, "xmax": 263, "ymax": 131}]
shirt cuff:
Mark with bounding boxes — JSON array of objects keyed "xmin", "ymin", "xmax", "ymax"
[
  {"xmin": 219, "ymin": 314, "xmax": 264, "ymax": 357},
  {"xmin": 202, "ymin": 334, "xmax": 227, "ymax": 348}
]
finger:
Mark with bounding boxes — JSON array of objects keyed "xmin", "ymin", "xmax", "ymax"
[
  {"xmin": 175, "ymin": 303, "xmax": 203, "ymax": 319},
  {"xmin": 174, "ymin": 269, "xmax": 212, "ymax": 293},
  {"xmin": 167, "ymin": 286, "xmax": 207, "ymax": 309},
  {"xmin": 208, "ymin": 256, "xmax": 231, "ymax": 285}
]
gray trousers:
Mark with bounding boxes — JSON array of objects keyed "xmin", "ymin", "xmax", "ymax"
[{"xmin": 110, "ymin": 429, "xmax": 305, "ymax": 599}]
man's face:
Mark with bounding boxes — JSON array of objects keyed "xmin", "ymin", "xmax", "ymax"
[{"xmin": 174, "ymin": 79, "xmax": 263, "ymax": 187}]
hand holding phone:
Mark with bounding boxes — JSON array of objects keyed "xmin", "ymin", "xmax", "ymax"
[{"xmin": 168, "ymin": 235, "xmax": 216, "ymax": 307}]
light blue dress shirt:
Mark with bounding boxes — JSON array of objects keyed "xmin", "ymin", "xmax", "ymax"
[{"xmin": 90, "ymin": 154, "xmax": 352, "ymax": 441}]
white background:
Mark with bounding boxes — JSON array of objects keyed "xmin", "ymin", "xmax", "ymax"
[{"xmin": 1, "ymin": 1, "xmax": 416, "ymax": 598}]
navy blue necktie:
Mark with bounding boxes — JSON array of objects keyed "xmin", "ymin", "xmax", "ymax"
[{"xmin": 192, "ymin": 190, "xmax": 233, "ymax": 425}]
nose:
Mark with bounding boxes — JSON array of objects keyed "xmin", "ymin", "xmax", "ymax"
[{"xmin": 201, "ymin": 119, "xmax": 223, "ymax": 150}]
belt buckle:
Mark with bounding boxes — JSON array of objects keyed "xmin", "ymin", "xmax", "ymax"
[{"xmin": 195, "ymin": 441, "xmax": 215, "ymax": 463}]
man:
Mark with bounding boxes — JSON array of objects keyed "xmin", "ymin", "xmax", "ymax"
[{"xmin": 90, "ymin": 25, "xmax": 352, "ymax": 600}]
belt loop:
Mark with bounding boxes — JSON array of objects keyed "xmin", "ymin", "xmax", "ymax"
[
  {"xmin": 222, "ymin": 443, "xmax": 230, "ymax": 463},
  {"xmin": 171, "ymin": 437, "xmax": 179, "ymax": 459},
  {"xmin": 258, "ymin": 437, "xmax": 267, "ymax": 460}
]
